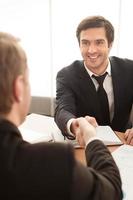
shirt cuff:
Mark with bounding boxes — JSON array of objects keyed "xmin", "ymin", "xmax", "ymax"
[{"xmin": 67, "ymin": 118, "xmax": 75, "ymax": 136}]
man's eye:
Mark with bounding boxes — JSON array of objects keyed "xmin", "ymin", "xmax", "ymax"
[
  {"xmin": 82, "ymin": 41, "xmax": 89, "ymax": 45},
  {"xmin": 96, "ymin": 40, "xmax": 104, "ymax": 45}
]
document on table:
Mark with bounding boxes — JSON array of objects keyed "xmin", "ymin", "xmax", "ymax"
[
  {"xmin": 67, "ymin": 126, "xmax": 123, "ymax": 148},
  {"xmin": 95, "ymin": 126, "xmax": 123, "ymax": 146},
  {"xmin": 19, "ymin": 127, "xmax": 54, "ymax": 143},
  {"xmin": 112, "ymin": 145, "xmax": 133, "ymax": 200},
  {"xmin": 18, "ymin": 113, "xmax": 63, "ymax": 143}
]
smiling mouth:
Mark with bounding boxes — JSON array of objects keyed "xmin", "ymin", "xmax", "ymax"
[
  {"xmin": 88, "ymin": 54, "xmax": 99, "ymax": 59},
  {"xmin": 88, "ymin": 56, "xmax": 98, "ymax": 62}
]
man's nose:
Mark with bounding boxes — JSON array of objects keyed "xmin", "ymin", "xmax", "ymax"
[{"xmin": 88, "ymin": 43, "xmax": 97, "ymax": 53}]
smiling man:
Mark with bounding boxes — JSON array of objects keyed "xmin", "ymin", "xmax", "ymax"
[{"xmin": 54, "ymin": 15, "xmax": 133, "ymax": 144}]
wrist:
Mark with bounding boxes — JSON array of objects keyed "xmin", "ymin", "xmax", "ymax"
[{"xmin": 70, "ymin": 119, "xmax": 77, "ymax": 135}]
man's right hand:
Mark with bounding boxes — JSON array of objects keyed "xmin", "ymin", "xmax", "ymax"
[
  {"xmin": 71, "ymin": 117, "xmax": 96, "ymax": 147},
  {"xmin": 70, "ymin": 116, "xmax": 98, "ymax": 136},
  {"xmin": 85, "ymin": 115, "xmax": 98, "ymax": 127}
]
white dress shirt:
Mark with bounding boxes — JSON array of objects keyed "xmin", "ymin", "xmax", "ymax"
[
  {"xmin": 85, "ymin": 61, "xmax": 114, "ymax": 121},
  {"xmin": 67, "ymin": 60, "xmax": 114, "ymax": 137}
]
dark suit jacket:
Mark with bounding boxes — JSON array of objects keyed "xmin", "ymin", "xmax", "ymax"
[
  {"xmin": 55, "ymin": 56, "xmax": 133, "ymax": 137},
  {"xmin": 0, "ymin": 119, "xmax": 122, "ymax": 199}
]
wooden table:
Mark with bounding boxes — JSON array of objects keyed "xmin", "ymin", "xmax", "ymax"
[{"xmin": 74, "ymin": 131, "xmax": 126, "ymax": 165}]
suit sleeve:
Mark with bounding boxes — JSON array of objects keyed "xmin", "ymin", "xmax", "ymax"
[
  {"xmin": 54, "ymin": 69, "xmax": 77, "ymax": 137},
  {"xmin": 71, "ymin": 140, "xmax": 123, "ymax": 200}
]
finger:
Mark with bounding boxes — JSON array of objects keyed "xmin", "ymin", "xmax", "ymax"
[
  {"xmin": 85, "ymin": 116, "xmax": 98, "ymax": 127},
  {"xmin": 124, "ymin": 129, "xmax": 131, "ymax": 139},
  {"xmin": 78, "ymin": 117, "xmax": 95, "ymax": 133},
  {"xmin": 76, "ymin": 137, "xmax": 85, "ymax": 147},
  {"xmin": 77, "ymin": 117, "xmax": 90, "ymax": 128},
  {"xmin": 76, "ymin": 131, "xmax": 85, "ymax": 147},
  {"xmin": 124, "ymin": 131, "xmax": 129, "ymax": 140},
  {"xmin": 85, "ymin": 116, "xmax": 91, "ymax": 121},
  {"xmin": 126, "ymin": 132, "xmax": 133, "ymax": 145},
  {"xmin": 130, "ymin": 138, "xmax": 133, "ymax": 146}
]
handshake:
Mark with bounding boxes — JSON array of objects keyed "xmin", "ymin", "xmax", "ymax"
[
  {"xmin": 71, "ymin": 116, "xmax": 133, "ymax": 146},
  {"xmin": 70, "ymin": 116, "xmax": 98, "ymax": 147}
]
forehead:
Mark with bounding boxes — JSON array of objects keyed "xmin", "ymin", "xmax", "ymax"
[{"xmin": 80, "ymin": 27, "xmax": 107, "ymax": 41}]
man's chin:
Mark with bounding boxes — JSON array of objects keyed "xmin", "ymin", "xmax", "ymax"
[{"xmin": 86, "ymin": 62, "xmax": 99, "ymax": 69}]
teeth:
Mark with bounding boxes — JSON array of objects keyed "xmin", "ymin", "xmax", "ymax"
[{"xmin": 89, "ymin": 56, "xmax": 97, "ymax": 59}]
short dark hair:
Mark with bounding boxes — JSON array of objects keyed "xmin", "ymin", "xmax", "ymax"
[{"xmin": 76, "ymin": 15, "xmax": 114, "ymax": 46}]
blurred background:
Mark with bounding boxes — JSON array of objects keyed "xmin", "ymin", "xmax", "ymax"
[{"xmin": 0, "ymin": 0, "xmax": 132, "ymax": 115}]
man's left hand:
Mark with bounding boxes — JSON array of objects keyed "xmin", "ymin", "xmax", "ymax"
[{"xmin": 124, "ymin": 128, "xmax": 133, "ymax": 145}]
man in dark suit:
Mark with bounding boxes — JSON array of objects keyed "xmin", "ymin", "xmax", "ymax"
[
  {"xmin": 54, "ymin": 15, "xmax": 133, "ymax": 145},
  {"xmin": 0, "ymin": 32, "xmax": 123, "ymax": 199}
]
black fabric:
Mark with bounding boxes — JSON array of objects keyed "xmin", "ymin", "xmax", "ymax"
[
  {"xmin": 92, "ymin": 72, "xmax": 110, "ymax": 125},
  {"xmin": 55, "ymin": 57, "xmax": 133, "ymax": 136},
  {"xmin": 0, "ymin": 119, "xmax": 123, "ymax": 199}
]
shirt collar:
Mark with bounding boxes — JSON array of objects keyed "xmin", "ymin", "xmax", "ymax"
[{"xmin": 84, "ymin": 60, "xmax": 111, "ymax": 77}]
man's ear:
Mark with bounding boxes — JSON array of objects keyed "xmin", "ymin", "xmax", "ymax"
[{"xmin": 13, "ymin": 75, "xmax": 24, "ymax": 102}]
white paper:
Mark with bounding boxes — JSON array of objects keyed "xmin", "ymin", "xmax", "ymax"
[
  {"xmin": 65, "ymin": 125, "xmax": 123, "ymax": 148},
  {"xmin": 19, "ymin": 113, "xmax": 64, "ymax": 143},
  {"xmin": 112, "ymin": 145, "xmax": 133, "ymax": 200},
  {"xmin": 96, "ymin": 126, "xmax": 123, "ymax": 145},
  {"xmin": 19, "ymin": 127, "xmax": 53, "ymax": 143}
]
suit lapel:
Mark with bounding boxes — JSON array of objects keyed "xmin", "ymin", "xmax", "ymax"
[{"xmin": 110, "ymin": 57, "xmax": 124, "ymax": 125}]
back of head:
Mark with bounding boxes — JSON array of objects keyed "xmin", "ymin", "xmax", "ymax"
[
  {"xmin": 0, "ymin": 32, "xmax": 27, "ymax": 115},
  {"xmin": 76, "ymin": 15, "xmax": 114, "ymax": 46}
]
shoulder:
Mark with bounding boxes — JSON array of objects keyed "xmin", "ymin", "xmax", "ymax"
[
  {"xmin": 57, "ymin": 60, "xmax": 84, "ymax": 76},
  {"xmin": 110, "ymin": 56, "xmax": 133, "ymax": 68},
  {"xmin": 110, "ymin": 56, "xmax": 133, "ymax": 78},
  {"xmin": 26, "ymin": 141, "xmax": 74, "ymax": 156},
  {"xmin": 25, "ymin": 142, "xmax": 75, "ymax": 169}
]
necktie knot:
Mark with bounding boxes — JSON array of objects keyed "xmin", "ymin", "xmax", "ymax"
[{"xmin": 92, "ymin": 72, "xmax": 108, "ymax": 85}]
